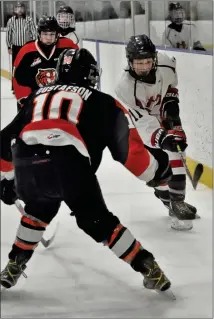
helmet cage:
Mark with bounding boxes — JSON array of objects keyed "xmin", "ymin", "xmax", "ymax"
[
  {"xmin": 170, "ymin": 8, "xmax": 185, "ymax": 24},
  {"xmin": 56, "ymin": 12, "xmax": 75, "ymax": 29}
]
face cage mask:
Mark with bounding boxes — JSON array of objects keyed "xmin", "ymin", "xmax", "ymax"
[
  {"xmin": 57, "ymin": 13, "xmax": 75, "ymax": 29},
  {"xmin": 170, "ymin": 9, "xmax": 185, "ymax": 24}
]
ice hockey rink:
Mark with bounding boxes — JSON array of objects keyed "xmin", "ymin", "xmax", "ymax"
[{"xmin": 1, "ymin": 77, "xmax": 212, "ymax": 318}]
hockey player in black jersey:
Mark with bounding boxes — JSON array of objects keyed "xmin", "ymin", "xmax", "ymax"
[
  {"xmin": 12, "ymin": 15, "xmax": 78, "ymax": 111},
  {"xmin": 0, "ymin": 48, "xmax": 174, "ymax": 294}
]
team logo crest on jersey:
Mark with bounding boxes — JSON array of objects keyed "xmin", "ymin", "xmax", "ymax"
[
  {"xmin": 35, "ymin": 68, "xmax": 56, "ymax": 87},
  {"xmin": 63, "ymin": 55, "xmax": 73, "ymax": 65}
]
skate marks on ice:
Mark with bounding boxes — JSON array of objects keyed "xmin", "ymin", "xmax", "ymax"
[
  {"xmin": 1, "ymin": 210, "xmax": 212, "ymax": 319},
  {"xmin": 0, "ymin": 205, "xmax": 176, "ymax": 319},
  {"xmin": 1, "ymin": 246, "xmax": 177, "ymax": 319}
]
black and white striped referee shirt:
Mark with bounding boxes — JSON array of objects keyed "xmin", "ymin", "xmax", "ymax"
[{"xmin": 6, "ymin": 15, "xmax": 37, "ymax": 48}]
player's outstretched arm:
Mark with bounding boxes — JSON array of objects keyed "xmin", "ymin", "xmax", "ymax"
[{"xmin": 107, "ymin": 99, "xmax": 172, "ymax": 187}]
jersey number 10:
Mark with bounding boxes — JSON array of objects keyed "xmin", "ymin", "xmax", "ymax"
[{"xmin": 32, "ymin": 91, "xmax": 83, "ymax": 124}]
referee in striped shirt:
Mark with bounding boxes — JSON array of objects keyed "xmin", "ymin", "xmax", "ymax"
[{"xmin": 6, "ymin": 2, "xmax": 36, "ymax": 91}]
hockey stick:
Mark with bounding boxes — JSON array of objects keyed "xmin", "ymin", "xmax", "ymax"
[
  {"xmin": 176, "ymin": 145, "xmax": 203, "ymax": 190},
  {"xmin": 168, "ymin": 121, "xmax": 203, "ymax": 189},
  {"xmin": 15, "ymin": 200, "xmax": 59, "ymax": 248}
]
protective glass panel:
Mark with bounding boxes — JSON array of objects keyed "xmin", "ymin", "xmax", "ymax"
[
  {"xmin": 35, "ymin": 1, "xmax": 51, "ymax": 24},
  {"xmin": 149, "ymin": 0, "xmax": 166, "ymax": 47},
  {"xmin": 193, "ymin": 0, "xmax": 213, "ymax": 52}
]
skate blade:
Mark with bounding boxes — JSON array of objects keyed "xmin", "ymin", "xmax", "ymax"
[
  {"xmin": 171, "ymin": 217, "xmax": 193, "ymax": 231},
  {"xmin": 156, "ymin": 288, "xmax": 176, "ymax": 300}
]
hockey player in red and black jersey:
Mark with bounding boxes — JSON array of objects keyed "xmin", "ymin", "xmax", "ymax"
[
  {"xmin": 12, "ymin": 15, "xmax": 79, "ymax": 111},
  {"xmin": 0, "ymin": 48, "xmax": 174, "ymax": 294},
  {"xmin": 56, "ymin": 5, "xmax": 80, "ymax": 45}
]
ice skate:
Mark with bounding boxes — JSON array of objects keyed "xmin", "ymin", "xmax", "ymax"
[
  {"xmin": 170, "ymin": 200, "xmax": 196, "ymax": 231},
  {"xmin": 142, "ymin": 257, "xmax": 171, "ymax": 292},
  {"xmin": 169, "ymin": 202, "xmax": 200, "ymax": 219},
  {"xmin": 1, "ymin": 258, "xmax": 27, "ymax": 289}
]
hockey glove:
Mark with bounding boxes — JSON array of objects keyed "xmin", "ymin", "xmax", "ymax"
[
  {"xmin": 0, "ymin": 179, "xmax": 17, "ymax": 205},
  {"xmin": 152, "ymin": 127, "xmax": 187, "ymax": 152}
]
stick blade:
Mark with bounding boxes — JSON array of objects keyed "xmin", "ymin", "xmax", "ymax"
[
  {"xmin": 41, "ymin": 222, "xmax": 59, "ymax": 248},
  {"xmin": 192, "ymin": 164, "xmax": 204, "ymax": 189}
]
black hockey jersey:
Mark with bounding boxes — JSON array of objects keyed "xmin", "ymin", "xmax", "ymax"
[
  {"xmin": 12, "ymin": 37, "xmax": 78, "ymax": 102},
  {"xmin": 1, "ymin": 84, "xmax": 157, "ymax": 183}
]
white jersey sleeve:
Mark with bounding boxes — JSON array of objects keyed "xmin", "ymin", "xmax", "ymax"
[
  {"xmin": 158, "ymin": 52, "xmax": 178, "ymax": 88},
  {"xmin": 115, "ymin": 54, "xmax": 178, "ymax": 148},
  {"xmin": 115, "ymin": 72, "xmax": 161, "ymax": 147},
  {"xmin": 162, "ymin": 22, "xmax": 202, "ymax": 49},
  {"xmin": 61, "ymin": 32, "xmax": 80, "ymax": 46},
  {"xmin": 162, "ymin": 28, "xmax": 172, "ymax": 47}
]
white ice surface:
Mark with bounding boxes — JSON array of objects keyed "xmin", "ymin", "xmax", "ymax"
[{"xmin": 1, "ymin": 77, "xmax": 213, "ymax": 318}]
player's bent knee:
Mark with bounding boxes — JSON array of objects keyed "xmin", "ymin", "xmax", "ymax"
[{"xmin": 75, "ymin": 211, "xmax": 120, "ymax": 243}]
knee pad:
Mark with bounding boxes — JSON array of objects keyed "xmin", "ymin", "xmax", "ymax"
[{"xmin": 75, "ymin": 211, "xmax": 120, "ymax": 243}]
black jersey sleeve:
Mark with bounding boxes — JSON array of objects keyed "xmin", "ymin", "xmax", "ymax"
[{"xmin": 1, "ymin": 108, "xmax": 26, "ymax": 162}]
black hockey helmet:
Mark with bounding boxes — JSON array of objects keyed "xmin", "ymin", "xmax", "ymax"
[
  {"xmin": 38, "ymin": 16, "xmax": 60, "ymax": 34},
  {"xmin": 37, "ymin": 16, "xmax": 60, "ymax": 46},
  {"xmin": 56, "ymin": 48, "xmax": 101, "ymax": 88},
  {"xmin": 169, "ymin": 2, "xmax": 185, "ymax": 24},
  {"xmin": 126, "ymin": 35, "xmax": 158, "ymax": 81},
  {"xmin": 57, "ymin": 5, "xmax": 75, "ymax": 31}
]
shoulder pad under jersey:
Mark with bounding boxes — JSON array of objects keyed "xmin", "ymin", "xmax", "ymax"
[{"xmin": 157, "ymin": 52, "xmax": 176, "ymax": 69}]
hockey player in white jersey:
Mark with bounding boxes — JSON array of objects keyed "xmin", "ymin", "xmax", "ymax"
[
  {"xmin": 115, "ymin": 34, "xmax": 197, "ymax": 230},
  {"xmin": 162, "ymin": 2, "xmax": 205, "ymax": 50},
  {"xmin": 56, "ymin": 5, "xmax": 80, "ymax": 45}
]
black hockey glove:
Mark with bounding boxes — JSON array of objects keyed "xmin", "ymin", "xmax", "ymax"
[
  {"xmin": 0, "ymin": 179, "xmax": 17, "ymax": 205},
  {"xmin": 151, "ymin": 127, "xmax": 187, "ymax": 152},
  {"xmin": 161, "ymin": 87, "xmax": 182, "ymax": 128}
]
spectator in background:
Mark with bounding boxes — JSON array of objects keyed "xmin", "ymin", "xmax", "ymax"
[
  {"xmin": 6, "ymin": 2, "xmax": 37, "ymax": 92},
  {"xmin": 162, "ymin": 2, "xmax": 205, "ymax": 50},
  {"xmin": 119, "ymin": 1, "xmax": 131, "ymax": 18},
  {"xmin": 100, "ymin": 1, "xmax": 118, "ymax": 20}
]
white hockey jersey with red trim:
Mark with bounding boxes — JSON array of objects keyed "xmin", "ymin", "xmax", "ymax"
[
  {"xmin": 115, "ymin": 52, "xmax": 178, "ymax": 147},
  {"xmin": 162, "ymin": 21, "xmax": 199, "ymax": 49}
]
